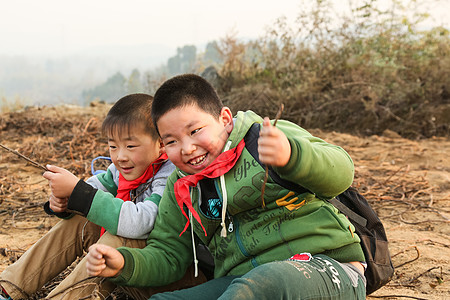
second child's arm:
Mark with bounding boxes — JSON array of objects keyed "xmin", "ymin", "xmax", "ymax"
[{"xmin": 44, "ymin": 162, "xmax": 174, "ymax": 239}]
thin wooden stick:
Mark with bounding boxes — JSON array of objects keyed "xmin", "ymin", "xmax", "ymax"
[
  {"xmin": 408, "ymin": 266, "xmax": 441, "ymax": 284},
  {"xmin": 0, "ymin": 143, "xmax": 48, "ymax": 171},
  {"xmin": 261, "ymin": 103, "xmax": 284, "ymax": 208},
  {"xmin": 394, "ymin": 245, "xmax": 420, "ymax": 269},
  {"xmin": 368, "ymin": 295, "xmax": 428, "ymax": 300}
]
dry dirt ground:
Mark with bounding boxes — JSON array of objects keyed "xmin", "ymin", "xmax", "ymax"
[{"xmin": 0, "ymin": 104, "xmax": 449, "ymax": 299}]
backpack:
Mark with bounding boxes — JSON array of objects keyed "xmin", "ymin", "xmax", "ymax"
[
  {"xmin": 244, "ymin": 123, "xmax": 395, "ymax": 294},
  {"xmin": 329, "ymin": 188, "xmax": 395, "ymax": 294}
]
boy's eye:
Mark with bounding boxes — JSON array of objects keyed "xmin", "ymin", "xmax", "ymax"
[
  {"xmin": 191, "ymin": 128, "xmax": 201, "ymax": 135},
  {"xmin": 127, "ymin": 145, "xmax": 137, "ymax": 149},
  {"xmin": 165, "ymin": 140, "xmax": 175, "ymax": 146},
  {"xmin": 109, "ymin": 145, "xmax": 117, "ymax": 150}
]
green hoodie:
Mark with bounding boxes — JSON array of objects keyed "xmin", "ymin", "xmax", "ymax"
[{"xmin": 110, "ymin": 110, "xmax": 365, "ymax": 287}]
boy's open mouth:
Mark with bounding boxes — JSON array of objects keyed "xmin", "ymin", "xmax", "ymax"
[
  {"xmin": 121, "ymin": 166, "xmax": 134, "ymax": 173},
  {"xmin": 189, "ymin": 154, "xmax": 207, "ymax": 166}
]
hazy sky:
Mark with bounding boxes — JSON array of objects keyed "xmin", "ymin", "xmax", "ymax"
[
  {"xmin": 1, "ymin": 0, "xmax": 448, "ymax": 58},
  {"xmin": 0, "ymin": 0, "xmax": 300, "ymax": 56}
]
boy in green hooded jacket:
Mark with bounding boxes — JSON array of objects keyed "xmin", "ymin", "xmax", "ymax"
[{"xmin": 85, "ymin": 74, "xmax": 366, "ymax": 299}]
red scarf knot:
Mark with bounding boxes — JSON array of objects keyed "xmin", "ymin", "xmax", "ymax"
[{"xmin": 174, "ymin": 139, "xmax": 245, "ymax": 237}]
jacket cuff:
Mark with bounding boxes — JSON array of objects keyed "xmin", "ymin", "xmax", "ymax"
[
  {"xmin": 68, "ymin": 180, "xmax": 97, "ymax": 216},
  {"xmin": 108, "ymin": 248, "xmax": 135, "ymax": 285},
  {"xmin": 43, "ymin": 201, "xmax": 73, "ymax": 219}
]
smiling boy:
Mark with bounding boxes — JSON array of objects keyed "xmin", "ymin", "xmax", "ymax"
[
  {"xmin": 158, "ymin": 104, "xmax": 233, "ymax": 174},
  {"xmin": 84, "ymin": 75, "xmax": 367, "ymax": 299},
  {"xmin": 0, "ymin": 94, "xmax": 203, "ymax": 300}
]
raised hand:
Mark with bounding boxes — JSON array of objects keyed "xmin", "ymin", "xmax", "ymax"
[{"xmin": 258, "ymin": 117, "xmax": 291, "ymax": 167}]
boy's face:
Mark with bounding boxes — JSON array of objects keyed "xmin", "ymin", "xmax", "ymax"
[
  {"xmin": 108, "ymin": 124, "xmax": 161, "ymax": 181},
  {"xmin": 158, "ymin": 104, "xmax": 233, "ymax": 174}
]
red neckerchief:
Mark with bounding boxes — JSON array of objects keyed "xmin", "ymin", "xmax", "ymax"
[
  {"xmin": 100, "ymin": 153, "xmax": 168, "ymax": 235},
  {"xmin": 116, "ymin": 153, "xmax": 168, "ymax": 201},
  {"xmin": 174, "ymin": 139, "xmax": 245, "ymax": 237}
]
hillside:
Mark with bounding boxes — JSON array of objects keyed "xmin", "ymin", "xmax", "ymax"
[{"xmin": 0, "ymin": 103, "xmax": 449, "ymax": 299}]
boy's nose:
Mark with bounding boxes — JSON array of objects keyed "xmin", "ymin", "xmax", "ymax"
[
  {"xmin": 181, "ymin": 141, "xmax": 196, "ymax": 155},
  {"xmin": 116, "ymin": 149, "xmax": 128, "ymax": 161}
]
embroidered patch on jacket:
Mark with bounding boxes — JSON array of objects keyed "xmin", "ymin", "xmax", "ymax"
[
  {"xmin": 288, "ymin": 252, "xmax": 312, "ymax": 262},
  {"xmin": 276, "ymin": 191, "xmax": 306, "ymax": 211}
]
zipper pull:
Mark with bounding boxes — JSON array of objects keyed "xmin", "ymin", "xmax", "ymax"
[
  {"xmin": 226, "ymin": 212, "xmax": 234, "ymax": 232},
  {"xmin": 228, "ymin": 221, "xmax": 234, "ymax": 232}
]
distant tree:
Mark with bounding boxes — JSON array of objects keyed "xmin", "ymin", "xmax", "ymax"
[
  {"xmin": 203, "ymin": 41, "xmax": 222, "ymax": 65},
  {"xmin": 167, "ymin": 55, "xmax": 181, "ymax": 75},
  {"xmin": 142, "ymin": 69, "xmax": 168, "ymax": 95},
  {"xmin": 166, "ymin": 45, "xmax": 197, "ymax": 75},
  {"xmin": 82, "ymin": 72, "xmax": 126, "ymax": 103},
  {"xmin": 127, "ymin": 68, "xmax": 144, "ymax": 94},
  {"xmin": 179, "ymin": 45, "xmax": 196, "ymax": 72}
]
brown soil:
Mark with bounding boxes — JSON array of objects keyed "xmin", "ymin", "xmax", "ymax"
[{"xmin": 0, "ymin": 104, "xmax": 449, "ymax": 299}]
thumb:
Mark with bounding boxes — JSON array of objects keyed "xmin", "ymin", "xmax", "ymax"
[
  {"xmin": 262, "ymin": 117, "xmax": 272, "ymax": 128},
  {"xmin": 43, "ymin": 165, "xmax": 63, "ymax": 180},
  {"xmin": 46, "ymin": 164, "xmax": 64, "ymax": 173},
  {"xmin": 94, "ymin": 244, "xmax": 112, "ymax": 257},
  {"xmin": 88, "ymin": 243, "xmax": 105, "ymax": 259}
]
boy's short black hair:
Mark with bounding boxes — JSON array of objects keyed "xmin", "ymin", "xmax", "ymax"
[
  {"xmin": 152, "ymin": 74, "xmax": 223, "ymax": 133},
  {"xmin": 102, "ymin": 93, "xmax": 158, "ymax": 140}
]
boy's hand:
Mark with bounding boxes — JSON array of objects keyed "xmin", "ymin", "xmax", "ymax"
[
  {"xmin": 258, "ymin": 117, "xmax": 291, "ymax": 167},
  {"xmin": 43, "ymin": 165, "xmax": 79, "ymax": 198},
  {"xmin": 86, "ymin": 244, "xmax": 124, "ymax": 277},
  {"xmin": 49, "ymin": 194, "xmax": 68, "ymax": 212}
]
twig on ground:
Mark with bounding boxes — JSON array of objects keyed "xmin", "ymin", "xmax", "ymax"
[
  {"xmin": 0, "ymin": 247, "xmax": 26, "ymax": 257},
  {"xmin": 393, "ymin": 246, "xmax": 420, "ymax": 269},
  {"xmin": 416, "ymin": 239, "xmax": 450, "ymax": 248},
  {"xmin": 399, "ymin": 214, "xmax": 448, "ymax": 225},
  {"xmin": 409, "ymin": 266, "xmax": 442, "ymax": 284},
  {"xmin": 381, "ymin": 165, "xmax": 410, "ymax": 185},
  {"xmin": 368, "ymin": 295, "xmax": 428, "ymax": 300}
]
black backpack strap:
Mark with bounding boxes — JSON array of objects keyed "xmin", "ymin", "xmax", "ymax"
[
  {"xmin": 328, "ymin": 197, "xmax": 367, "ymax": 227},
  {"xmin": 243, "ymin": 123, "xmax": 310, "ymax": 195}
]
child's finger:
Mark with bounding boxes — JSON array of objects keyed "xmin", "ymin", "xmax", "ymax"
[
  {"xmin": 43, "ymin": 165, "xmax": 62, "ymax": 180},
  {"xmin": 260, "ymin": 117, "xmax": 273, "ymax": 138},
  {"xmin": 87, "ymin": 244, "xmax": 100, "ymax": 259},
  {"xmin": 89, "ymin": 244, "xmax": 113, "ymax": 260},
  {"xmin": 42, "ymin": 171, "xmax": 53, "ymax": 180},
  {"xmin": 49, "ymin": 195, "xmax": 67, "ymax": 209},
  {"xmin": 86, "ymin": 260, "xmax": 106, "ymax": 276},
  {"xmin": 262, "ymin": 117, "xmax": 271, "ymax": 128},
  {"xmin": 46, "ymin": 164, "xmax": 64, "ymax": 173}
]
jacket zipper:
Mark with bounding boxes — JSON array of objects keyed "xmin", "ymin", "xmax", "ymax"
[
  {"xmin": 234, "ymin": 217, "xmax": 259, "ymax": 267},
  {"xmin": 227, "ymin": 212, "xmax": 234, "ymax": 232}
]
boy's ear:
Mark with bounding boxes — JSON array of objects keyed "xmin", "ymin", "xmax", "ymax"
[
  {"xmin": 158, "ymin": 139, "xmax": 166, "ymax": 155},
  {"xmin": 220, "ymin": 107, "xmax": 234, "ymax": 134}
]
